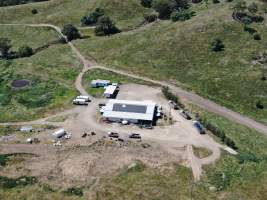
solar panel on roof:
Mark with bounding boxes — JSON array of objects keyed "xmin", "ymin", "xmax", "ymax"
[{"xmin": 112, "ymin": 103, "xmax": 147, "ymax": 114}]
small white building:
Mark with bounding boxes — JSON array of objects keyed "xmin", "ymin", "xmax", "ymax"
[
  {"xmin": 104, "ymin": 85, "xmax": 118, "ymax": 98},
  {"xmin": 102, "ymin": 99, "xmax": 156, "ymax": 124},
  {"xmin": 91, "ymin": 79, "xmax": 110, "ymax": 88}
]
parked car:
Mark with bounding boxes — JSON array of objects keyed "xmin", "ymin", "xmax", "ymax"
[
  {"xmin": 73, "ymin": 98, "xmax": 88, "ymax": 105},
  {"xmin": 129, "ymin": 133, "xmax": 141, "ymax": 139},
  {"xmin": 98, "ymin": 103, "xmax": 106, "ymax": 108},
  {"xmin": 193, "ymin": 121, "xmax": 205, "ymax": 134},
  {"xmin": 108, "ymin": 132, "xmax": 119, "ymax": 138},
  {"xmin": 179, "ymin": 110, "xmax": 192, "ymax": 120}
]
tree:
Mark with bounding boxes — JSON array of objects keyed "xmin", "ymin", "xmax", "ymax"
[
  {"xmin": 95, "ymin": 16, "xmax": 120, "ymax": 36},
  {"xmin": 144, "ymin": 14, "xmax": 158, "ymax": 22},
  {"xmin": 31, "ymin": 8, "xmax": 38, "ymax": 14},
  {"xmin": 18, "ymin": 45, "xmax": 33, "ymax": 57},
  {"xmin": 256, "ymin": 100, "xmax": 264, "ymax": 109},
  {"xmin": 152, "ymin": 0, "xmax": 176, "ymax": 19},
  {"xmin": 171, "ymin": 10, "xmax": 194, "ymax": 21},
  {"xmin": 233, "ymin": 0, "xmax": 247, "ymax": 11},
  {"xmin": 253, "ymin": 33, "xmax": 261, "ymax": 40},
  {"xmin": 211, "ymin": 38, "xmax": 224, "ymax": 52},
  {"xmin": 61, "ymin": 24, "xmax": 81, "ymax": 41},
  {"xmin": 141, "ymin": 0, "xmax": 153, "ymax": 7},
  {"xmin": 248, "ymin": 2, "xmax": 258, "ymax": 14},
  {"xmin": 81, "ymin": 8, "xmax": 104, "ymax": 26},
  {"xmin": 0, "ymin": 38, "xmax": 11, "ymax": 59}
]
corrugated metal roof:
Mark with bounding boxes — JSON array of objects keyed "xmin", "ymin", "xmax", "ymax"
[
  {"xmin": 102, "ymin": 100, "xmax": 156, "ymax": 121},
  {"xmin": 104, "ymin": 85, "xmax": 117, "ymax": 95}
]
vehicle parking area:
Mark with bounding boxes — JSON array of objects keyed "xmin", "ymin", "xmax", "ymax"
[{"xmin": 0, "ymin": 83, "xmax": 223, "ymax": 184}]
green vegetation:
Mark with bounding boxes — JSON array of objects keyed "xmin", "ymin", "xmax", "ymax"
[
  {"xmin": 81, "ymin": 7, "xmax": 104, "ymax": 26},
  {"xmin": 82, "ymin": 69, "xmax": 155, "ymax": 97},
  {"xmin": 0, "ymin": 0, "xmax": 154, "ymax": 30},
  {"xmin": 95, "ymin": 16, "xmax": 120, "ymax": 36},
  {"xmin": 0, "ymin": 26, "xmax": 80, "ymax": 122},
  {"xmin": 193, "ymin": 146, "xmax": 212, "ymax": 158},
  {"xmin": 75, "ymin": 1, "xmax": 267, "ymax": 125},
  {"xmin": 62, "ymin": 24, "xmax": 80, "ymax": 41}
]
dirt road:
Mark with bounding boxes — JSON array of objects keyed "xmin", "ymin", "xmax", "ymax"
[{"xmin": 1, "ymin": 23, "xmax": 267, "ymax": 136}]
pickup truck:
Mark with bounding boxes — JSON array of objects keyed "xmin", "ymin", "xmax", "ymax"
[{"xmin": 129, "ymin": 133, "xmax": 141, "ymax": 139}]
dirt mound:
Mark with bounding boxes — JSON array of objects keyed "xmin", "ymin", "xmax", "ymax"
[{"xmin": 11, "ymin": 80, "xmax": 29, "ymax": 88}]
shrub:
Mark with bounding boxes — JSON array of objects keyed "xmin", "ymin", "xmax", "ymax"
[
  {"xmin": 152, "ymin": 0, "xmax": 175, "ymax": 19},
  {"xmin": 64, "ymin": 187, "xmax": 83, "ymax": 197},
  {"xmin": 247, "ymin": 2, "xmax": 258, "ymax": 14},
  {"xmin": 253, "ymin": 33, "xmax": 261, "ymax": 40},
  {"xmin": 192, "ymin": 0, "xmax": 202, "ymax": 3},
  {"xmin": 211, "ymin": 38, "xmax": 224, "ymax": 52},
  {"xmin": 212, "ymin": 0, "xmax": 220, "ymax": 4},
  {"xmin": 141, "ymin": 0, "xmax": 153, "ymax": 7},
  {"xmin": 162, "ymin": 86, "xmax": 184, "ymax": 108},
  {"xmin": 18, "ymin": 45, "xmax": 33, "ymax": 57},
  {"xmin": 62, "ymin": 24, "xmax": 81, "ymax": 41},
  {"xmin": 243, "ymin": 26, "xmax": 257, "ymax": 34},
  {"xmin": 171, "ymin": 10, "xmax": 195, "ymax": 21},
  {"xmin": 31, "ymin": 8, "xmax": 38, "ymax": 14},
  {"xmin": 144, "ymin": 14, "xmax": 158, "ymax": 22},
  {"xmin": 256, "ymin": 100, "xmax": 264, "ymax": 109},
  {"xmin": 261, "ymin": 75, "xmax": 266, "ymax": 81},
  {"xmin": 81, "ymin": 8, "xmax": 104, "ymax": 26},
  {"xmin": 0, "ymin": 38, "xmax": 11, "ymax": 59},
  {"xmin": 95, "ymin": 16, "xmax": 120, "ymax": 36}
]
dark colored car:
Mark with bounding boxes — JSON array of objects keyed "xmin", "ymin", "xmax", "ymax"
[
  {"xmin": 129, "ymin": 133, "xmax": 141, "ymax": 139},
  {"xmin": 193, "ymin": 121, "xmax": 205, "ymax": 134},
  {"xmin": 179, "ymin": 110, "xmax": 192, "ymax": 120},
  {"xmin": 108, "ymin": 132, "xmax": 119, "ymax": 138}
]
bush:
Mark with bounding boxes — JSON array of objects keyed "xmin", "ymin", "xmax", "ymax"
[
  {"xmin": 62, "ymin": 24, "xmax": 81, "ymax": 41},
  {"xmin": 0, "ymin": 38, "xmax": 11, "ymax": 59},
  {"xmin": 81, "ymin": 8, "xmax": 104, "ymax": 26},
  {"xmin": 141, "ymin": 0, "xmax": 153, "ymax": 7},
  {"xmin": 64, "ymin": 187, "xmax": 83, "ymax": 197},
  {"xmin": 31, "ymin": 8, "xmax": 38, "ymax": 14},
  {"xmin": 256, "ymin": 100, "xmax": 264, "ymax": 109},
  {"xmin": 192, "ymin": 0, "xmax": 202, "ymax": 3},
  {"xmin": 144, "ymin": 14, "xmax": 158, "ymax": 22},
  {"xmin": 212, "ymin": 0, "xmax": 220, "ymax": 4},
  {"xmin": 95, "ymin": 16, "xmax": 120, "ymax": 36},
  {"xmin": 18, "ymin": 45, "xmax": 33, "ymax": 57},
  {"xmin": 253, "ymin": 33, "xmax": 261, "ymax": 40},
  {"xmin": 171, "ymin": 10, "xmax": 195, "ymax": 21},
  {"xmin": 248, "ymin": 2, "xmax": 258, "ymax": 14},
  {"xmin": 243, "ymin": 26, "xmax": 257, "ymax": 34},
  {"xmin": 211, "ymin": 38, "xmax": 224, "ymax": 52},
  {"xmin": 162, "ymin": 86, "xmax": 184, "ymax": 108},
  {"xmin": 152, "ymin": 0, "xmax": 175, "ymax": 19}
]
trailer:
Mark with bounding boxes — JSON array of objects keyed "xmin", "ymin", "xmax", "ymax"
[{"xmin": 52, "ymin": 129, "xmax": 66, "ymax": 138}]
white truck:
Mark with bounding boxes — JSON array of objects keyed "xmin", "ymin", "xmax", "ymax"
[
  {"xmin": 76, "ymin": 95, "xmax": 90, "ymax": 102},
  {"xmin": 73, "ymin": 98, "xmax": 88, "ymax": 105}
]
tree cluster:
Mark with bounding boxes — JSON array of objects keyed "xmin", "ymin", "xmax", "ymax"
[
  {"xmin": 95, "ymin": 16, "xmax": 120, "ymax": 36},
  {"xmin": 0, "ymin": 38, "xmax": 33, "ymax": 59},
  {"xmin": 81, "ymin": 8, "xmax": 104, "ymax": 26},
  {"xmin": 61, "ymin": 24, "xmax": 81, "ymax": 41},
  {"xmin": 162, "ymin": 86, "xmax": 184, "ymax": 108},
  {"xmin": 141, "ymin": 0, "xmax": 191, "ymax": 20}
]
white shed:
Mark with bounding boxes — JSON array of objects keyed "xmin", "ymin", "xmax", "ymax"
[{"xmin": 103, "ymin": 85, "xmax": 118, "ymax": 98}]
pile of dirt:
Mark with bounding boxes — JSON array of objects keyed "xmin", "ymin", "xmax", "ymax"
[{"xmin": 11, "ymin": 79, "xmax": 29, "ymax": 88}]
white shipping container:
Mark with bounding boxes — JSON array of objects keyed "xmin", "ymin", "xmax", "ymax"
[{"xmin": 52, "ymin": 129, "xmax": 66, "ymax": 138}]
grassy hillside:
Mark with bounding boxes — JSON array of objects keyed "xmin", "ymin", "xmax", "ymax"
[
  {"xmin": 75, "ymin": 1, "xmax": 267, "ymax": 124},
  {"xmin": 0, "ymin": 0, "xmax": 153, "ymax": 29},
  {"xmin": 0, "ymin": 26, "xmax": 81, "ymax": 122}
]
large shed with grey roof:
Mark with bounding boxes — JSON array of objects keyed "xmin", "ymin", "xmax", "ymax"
[{"xmin": 102, "ymin": 99, "xmax": 156, "ymax": 124}]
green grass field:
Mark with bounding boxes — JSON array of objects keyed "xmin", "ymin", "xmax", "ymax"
[
  {"xmin": 0, "ymin": 26, "xmax": 81, "ymax": 122},
  {"xmin": 75, "ymin": 1, "xmax": 267, "ymax": 125},
  {"xmin": 0, "ymin": 0, "xmax": 153, "ymax": 30}
]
